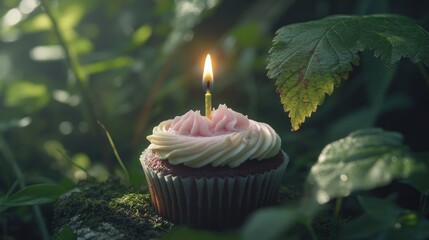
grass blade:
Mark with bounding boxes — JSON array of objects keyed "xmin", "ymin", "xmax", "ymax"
[{"xmin": 98, "ymin": 121, "xmax": 130, "ymax": 182}]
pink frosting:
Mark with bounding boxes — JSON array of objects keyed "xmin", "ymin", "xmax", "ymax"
[
  {"xmin": 147, "ymin": 104, "xmax": 281, "ymax": 167},
  {"xmin": 168, "ymin": 104, "xmax": 250, "ymax": 136}
]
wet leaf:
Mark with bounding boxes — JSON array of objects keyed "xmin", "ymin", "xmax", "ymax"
[{"xmin": 307, "ymin": 128, "xmax": 426, "ymax": 204}]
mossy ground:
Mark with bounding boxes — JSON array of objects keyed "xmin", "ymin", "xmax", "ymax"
[
  {"xmin": 53, "ymin": 178, "xmax": 173, "ymax": 239},
  {"xmin": 53, "ymin": 179, "xmax": 336, "ymax": 239}
]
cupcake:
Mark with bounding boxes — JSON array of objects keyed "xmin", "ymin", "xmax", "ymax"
[{"xmin": 140, "ymin": 104, "xmax": 288, "ymax": 229}]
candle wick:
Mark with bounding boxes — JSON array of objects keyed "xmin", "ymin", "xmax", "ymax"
[{"xmin": 206, "ymin": 81, "xmax": 211, "ymax": 92}]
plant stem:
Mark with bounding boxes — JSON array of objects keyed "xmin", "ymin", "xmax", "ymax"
[
  {"xmin": 0, "ymin": 138, "xmax": 24, "ymax": 186},
  {"xmin": 333, "ymin": 196, "xmax": 343, "ymax": 223},
  {"xmin": 0, "ymin": 135, "xmax": 50, "ymax": 240},
  {"xmin": 329, "ymin": 196, "xmax": 343, "ymax": 239},
  {"xmin": 305, "ymin": 223, "xmax": 318, "ymax": 240},
  {"xmin": 39, "ymin": 0, "xmax": 112, "ymax": 170},
  {"xmin": 420, "ymin": 194, "xmax": 429, "ymax": 216},
  {"xmin": 39, "ymin": 0, "xmax": 95, "ymax": 124},
  {"xmin": 32, "ymin": 206, "xmax": 49, "ymax": 240},
  {"xmin": 418, "ymin": 62, "xmax": 429, "ymax": 90}
]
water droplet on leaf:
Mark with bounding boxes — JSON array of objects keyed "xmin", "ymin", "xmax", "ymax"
[{"xmin": 316, "ymin": 191, "xmax": 330, "ymax": 204}]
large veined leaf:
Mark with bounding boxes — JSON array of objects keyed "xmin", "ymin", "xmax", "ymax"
[
  {"xmin": 307, "ymin": 128, "xmax": 427, "ymax": 204},
  {"xmin": 267, "ymin": 14, "xmax": 429, "ymax": 131}
]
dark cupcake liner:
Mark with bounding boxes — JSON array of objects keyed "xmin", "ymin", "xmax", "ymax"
[{"xmin": 141, "ymin": 152, "xmax": 289, "ymax": 229}]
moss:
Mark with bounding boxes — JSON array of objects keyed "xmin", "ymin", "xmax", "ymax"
[
  {"xmin": 279, "ymin": 185, "xmax": 302, "ymax": 203},
  {"xmin": 53, "ymin": 177, "xmax": 173, "ymax": 239},
  {"xmin": 311, "ymin": 208, "xmax": 349, "ymax": 240}
]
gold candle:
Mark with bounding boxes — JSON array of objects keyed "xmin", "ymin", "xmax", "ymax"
[{"xmin": 203, "ymin": 54, "xmax": 213, "ymax": 119}]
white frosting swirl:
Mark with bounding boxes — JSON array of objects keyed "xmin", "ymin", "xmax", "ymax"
[{"xmin": 147, "ymin": 104, "xmax": 281, "ymax": 168}]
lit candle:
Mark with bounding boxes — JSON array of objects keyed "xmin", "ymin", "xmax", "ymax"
[{"xmin": 203, "ymin": 54, "xmax": 213, "ymax": 119}]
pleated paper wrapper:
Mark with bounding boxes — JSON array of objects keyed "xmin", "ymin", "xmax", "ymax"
[{"xmin": 141, "ymin": 152, "xmax": 289, "ymax": 229}]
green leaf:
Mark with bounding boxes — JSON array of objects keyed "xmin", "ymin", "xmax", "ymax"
[
  {"xmin": 241, "ymin": 200, "xmax": 319, "ymax": 240},
  {"xmin": 402, "ymin": 173, "xmax": 429, "ymax": 194},
  {"xmin": 5, "ymin": 81, "xmax": 49, "ymax": 112},
  {"xmin": 307, "ymin": 128, "xmax": 426, "ymax": 204},
  {"xmin": 340, "ymin": 214, "xmax": 392, "ymax": 239},
  {"xmin": 401, "ymin": 153, "xmax": 429, "ymax": 194},
  {"xmin": 1, "ymin": 183, "xmax": 66, "ymax": 210},
  {"xmin": 242, "ymin": 207, "xmax": 297, "ymax": 240},
  {"xmin": 161, "ymin": 227, "xmax": 236, "ymax": 240},
  {"xmin": 132, "ymin": 25, "xmax": 152, "ymax": 47},
  {"xmin": 341, "ymin": 195, "xmax": 429, "ymax": 240},
  {"xmin": 357, "ymin": 195, "xmax": 402, "ymax": 221},
  {"xmin": 388, "ymin": 220, "xmax": 429, "ymax": 240},
  {"xmin": 82, "ymin": 56, "xmax": 133, "ymax": 75},
  {"xmin": 268, "ymin": 14, "xmax": 429, "ymax": 131}
]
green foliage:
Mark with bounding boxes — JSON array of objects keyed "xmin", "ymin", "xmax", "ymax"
[
  {"xmin": 131, "ymin": 25, "xmax": 153, "ymax": 47},
  {"xmin": 0, "ymin": 184, "xmax": 66, "ymax": 212},
  {"xmin": 162, "ymin": 228, "xmax": 237, "ymax": 240},
  {"xmin": 307, "ymin": 128, "xmax": 426, "ymax": 204},
  {"xmin": 231, "ymin": 22, "xmax": 263, "ymax": 47},
  {"xmin": 241, "ymin": 201, "xmax": 319, "ymax": 240},
  {"xmin": 82, "ymin": 56, "xmax": 133, "ymax": 75},
  {"xmin": 4, "ymin": 81, "xmax": 49, "ymax": 112},
  {"xmin": 268, "ymin": 14, "xmax": 429, "ymax": 130},
  {"xmin": 340, "ymin": 196, "xmax": 429, "ymax": 240},
  {"xmin": 402, "ymin": 171, "xmax": 429, "ymax": 194},
  {"xmin": 1, "ymin": 0, "xmax": 429, "ymax": 239}
]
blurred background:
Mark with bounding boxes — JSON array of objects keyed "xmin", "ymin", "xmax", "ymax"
[{"xmin": 1, "ymin": 0, "xmax": 428, "ymax": 238}]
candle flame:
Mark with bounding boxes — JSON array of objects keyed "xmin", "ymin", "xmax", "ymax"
[{"xmin": 202, "ymin": 54, "xmax": 213, "ymax": 92}]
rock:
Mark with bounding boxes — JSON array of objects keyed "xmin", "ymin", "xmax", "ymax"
[{"xmin": 53, "ymin": 178, "xmax": 173, "ymax": 239}]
